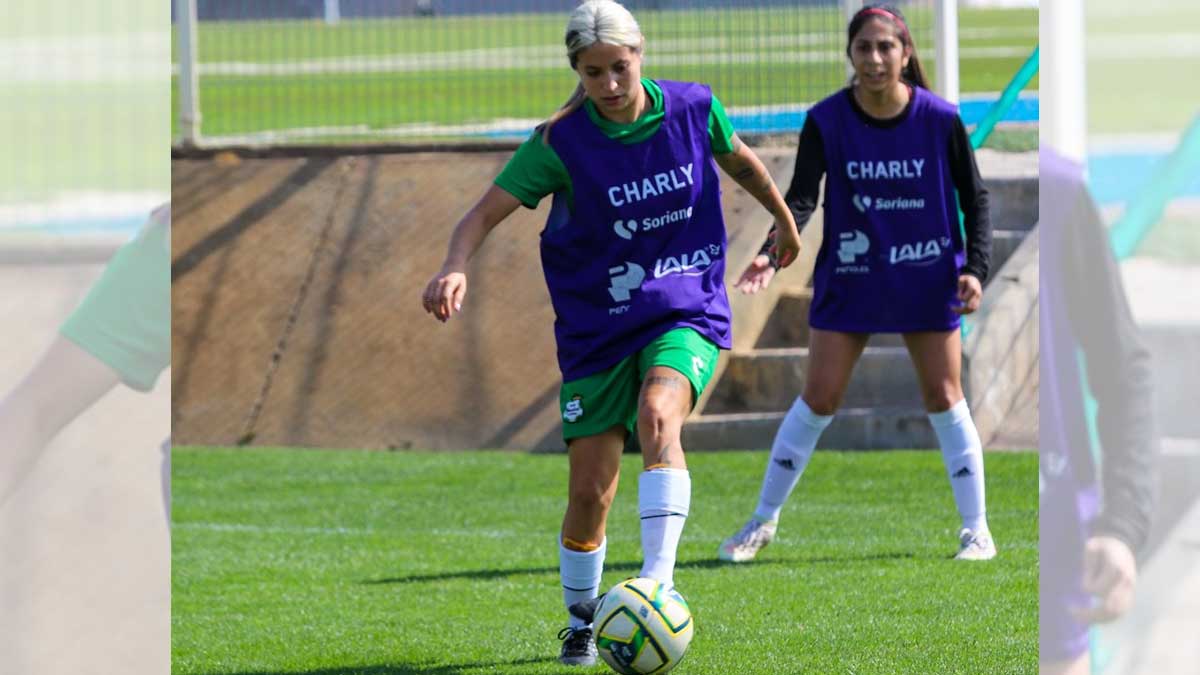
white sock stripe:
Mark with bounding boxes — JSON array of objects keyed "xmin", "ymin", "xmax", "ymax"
[
  {"xmin": 639, "ymin": 512, "xmax": 687, "ymax": 520},
  {"xmin": 639, "ymin": 503, "xmax": 691, "ymax": 515}
]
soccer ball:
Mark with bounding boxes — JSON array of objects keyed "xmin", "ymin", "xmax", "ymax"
[{"xmin": 593, "ymin": 577, "xmax": 694, "ymax": 675}]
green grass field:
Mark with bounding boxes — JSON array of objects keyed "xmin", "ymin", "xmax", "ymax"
[
  {"xmin": 172, "ymin": 447, "xmax": 1037, "ymax": 675},
  {"xmin": 171, "ymin": 7, "xmax": 1038, "ymax": 141},
  {"xmin": 1, "ymin": 2, "xmax": 167, "ymax": 204},
  {"xmin": 1, "ymin": 81, "xmax": 166, "ymax": 202},
  {"xmin": 1084, "ymin": 0, "xmax": 1200, "ymax": 135}
]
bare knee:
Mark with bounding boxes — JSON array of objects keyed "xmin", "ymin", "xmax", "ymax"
[
  {"xmin": 638, "ymin": 391, "xmax": 683, "ymax": 439},
  {"xmin": 567, "ymin": 480, "xmax": 614, "ymax": 517},
  {"xmin": 921, "ymin": 384, "xmax": 962, "ymax": 413},
  {"xmin": 801, "ymin": 390, "xmax": 841, "ymax": 416}
]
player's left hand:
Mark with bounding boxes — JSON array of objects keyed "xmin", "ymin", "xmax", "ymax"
[
  {"xmin": 952, "ymin": 274, "xmax": 982, "ymax": 315},
  {"xmin": 1070, "ymin": 535, "xmax": 1138, "ymax": 624},
  {"xmin": 734, "ymin": 254, "xmax": 776, "ymax": 295}
]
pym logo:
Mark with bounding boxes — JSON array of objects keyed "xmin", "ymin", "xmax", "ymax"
[
  {"xmin": 852, "ymin": 194, "xmax": 873, "ymax": 213},
  {"xmin": 837, "ymin": 230, "xmax": 870, "ymax": 263},
  {"xmin": 608, "ymin": 261, "xmax": 645, "ymax": 302},
  {"xmin": 613, "ymin": 219, "xmax": 638, "ymax": 240}
]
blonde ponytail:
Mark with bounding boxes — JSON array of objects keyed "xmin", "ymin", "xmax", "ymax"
[{"xmin": 541, "ymin": 84, "xmax": 588, "ymax": 143}]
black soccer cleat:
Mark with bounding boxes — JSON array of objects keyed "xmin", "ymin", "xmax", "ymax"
[
  {"xmin": 567, "ymin": 594, "xmax": 605, "ymax": 624},
  {"xmin": 557, "ymin": 626, "xmax": 597, "ymax": 666}
]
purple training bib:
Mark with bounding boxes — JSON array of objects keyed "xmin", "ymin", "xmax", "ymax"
[
  {"xmin": 808, "ymin": 87, "xmax": 965, "ymax": 332},
  {"xmin": 541, "ymin": 80, "xmax": 732, "ymax": 382}
]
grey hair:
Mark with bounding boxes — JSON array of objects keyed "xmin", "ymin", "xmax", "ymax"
[{"xmin": 541, "ymin": 1, "xmax": 644, "ymax": 142}]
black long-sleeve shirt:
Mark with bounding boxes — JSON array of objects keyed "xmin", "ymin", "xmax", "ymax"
[
  {"xmin": 761, "ymin": 88, "xmax": 991, "ymax": 282},
  {"xmin": 1054, "ymin": 159, "xmax": 1158, "ymax": 554}
]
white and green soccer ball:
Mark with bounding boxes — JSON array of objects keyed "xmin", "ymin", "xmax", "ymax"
[{"xmin": 593, "ymin": 577, "xmax": 694, "ymax": 675}]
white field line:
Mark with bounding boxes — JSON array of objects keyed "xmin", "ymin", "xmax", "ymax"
[
  {"xmin": 1085, "ymin": 33, "xmax": 1200, "ymax": 60},
  {"xmin": 0, "ymin": 191, "xmax": 166, "ymax": 229},
  {"xmin": 170, "ymin": 30, "xmax": 1200, "ymax": 78},
  {"xmin": 176, "ymin": 521, "xmax": 523, "ymax": 539},
  {"xmin": 191, "ymin": 92, "xmax": 1034, "ymax": 146},
  {"xmin": 0, "ymin": 32, "xmax": 169, "ymax": 83},
  {"xmin": 1090, "ymin": 132, "xmax": 1189, "ymax": 154}
]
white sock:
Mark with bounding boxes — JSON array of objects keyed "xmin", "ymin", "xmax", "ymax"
[
  {"xmin": 753, "ymin": 397, "xmax": 833, "ymax": 523},
  {"xmin": 638, "ymin": 468, "xmax": 690, "ymax": 587},
  {"xmin": 928, "ymin": 399, "xmax": 989, "ymax": 534},
  {"xmin": 559, "ymin": 536, "xmax": 605, "ymax": 629}
]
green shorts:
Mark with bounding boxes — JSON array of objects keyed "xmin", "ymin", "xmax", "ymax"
[{"xmin": 559, "ymin": 327, "xmax": 720, "ymax": 442}]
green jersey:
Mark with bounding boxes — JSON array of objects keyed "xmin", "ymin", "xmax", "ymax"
[
  {"xmin": 494, "ymin": 78, "xmax": 736, "ymax": 209},
  {"xmin": 60, "ymin": 205, "xmax": 170, "ymax": 392}
]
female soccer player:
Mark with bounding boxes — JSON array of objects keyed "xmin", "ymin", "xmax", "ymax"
[
  {"xmin": 420, "ymin": 0, "xmax": 802, "ymax": 666},
  {"xmin": 1039, "ymin": 148, "xmax": 1156, "ymax": 675},
  {"xmin": 718, "ymin": 4, "xmax": 996, "ymax": 562},
  {"xmin": 0, "ymin": 203, "xmax": 171, "ymax": 511}
]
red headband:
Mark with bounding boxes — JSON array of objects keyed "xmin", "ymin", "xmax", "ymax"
[{"xmin": 859, "ymin": 7, "xmax": 909, "ymax": 37}]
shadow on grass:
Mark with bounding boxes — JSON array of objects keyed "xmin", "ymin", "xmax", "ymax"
[
  {"xmin": 200, "ymin": 656, "xmax": 558, "ymax": 675},
  {"xmin": 362, "ymin": 551, "xmax": 916, "ymax": 585}
]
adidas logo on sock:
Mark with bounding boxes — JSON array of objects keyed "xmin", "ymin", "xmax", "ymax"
[
  {"xmin": 953, "ymin": 466, "xmax": 973, "ymax": 478},
  {"xmin": 774, "ymin": 458, "xmax": 796, "ymax": 471}
]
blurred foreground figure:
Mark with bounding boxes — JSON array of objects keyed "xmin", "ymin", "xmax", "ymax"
[{"xmin": 1039, "ymin": 149, "xmax": 1157, "ymax": 675}]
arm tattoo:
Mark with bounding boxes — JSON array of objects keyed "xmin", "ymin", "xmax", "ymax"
[
  {"xmin": 728, "ymin": 155, "xmax": 775, "ymax": 201},
  {"xmin": 644, "ymin": 375, "xmax": 685, "ymax": 390},
  {"xmin": 733, "ymin": 165, "xmax": 756, "ymax": 181}
]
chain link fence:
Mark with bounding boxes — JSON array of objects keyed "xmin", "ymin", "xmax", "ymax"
[{"xmin": 172, "ymin": 0, "xmax": 955, "ymax": 146}]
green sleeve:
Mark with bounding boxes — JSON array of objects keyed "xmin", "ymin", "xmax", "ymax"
[
  {"xmin": 708, "ymin": 95, "xmax": 736, "ymax": 155},
  {"xmin": 493, "ymin": 132, "xmax": 573, "ymax": 208},
  {"xmin": 59, "ymin": 209, "xmax": 171, "ymax": 392}
]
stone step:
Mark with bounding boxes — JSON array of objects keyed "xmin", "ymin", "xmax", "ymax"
[
  {"xmin": 706, "ymin": 347, "xmax": 918, "ymax": 413},
  {"xmin": 988, "ymin": 175, "xmax": 1038, "ymax": 232},
  {"xmin": 753, "ymin": 291, "xmax": 812, "ymax": 348},
  {"xmin": 683, "ymin": 407, "xmax": 938, "ymax": 450},
  {"xmin": 1143, "ymin": 324, "xmax": 1200, "ymax": 438},
  {"xmin": 755, "ymin": 290, "xmax": 905, "ymax": 349},
  {"xmin": 991, "ymin": 228, "xmax": 1027, "ymax": 277}
]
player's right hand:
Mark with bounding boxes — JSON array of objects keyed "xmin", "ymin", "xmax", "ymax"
[
  {"xmin": 770, "ymin": 223, "xmax": 802, "ymax": 269},
  {"xmin": 734, "ymin": 254, "xmax": 776, "ymax": 295},
  {"xmin": 1070, "ymin": 535, "xmax": 1138, "ymax": 624},
  {"xmin": 422, "ymin": 270, "xmax": 467, "ymax": 322}
]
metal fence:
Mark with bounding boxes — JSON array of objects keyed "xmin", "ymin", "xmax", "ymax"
[{"xmin": 172, "ymin": 0, "xmax": 946, "ymax": 146}]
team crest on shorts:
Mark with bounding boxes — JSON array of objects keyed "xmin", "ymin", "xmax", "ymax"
[{"xmin": 563, "ymin": 395, "xmax": 585, "ymax": 423}]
